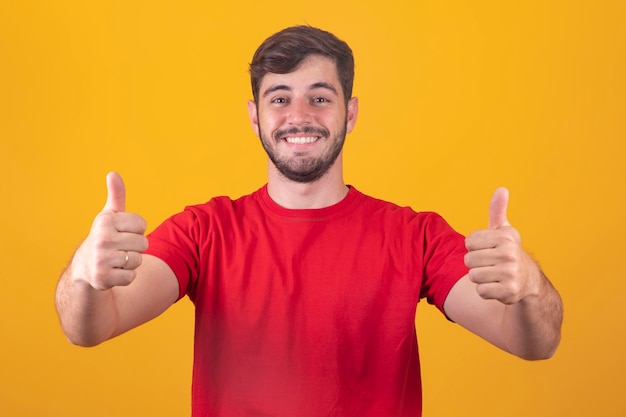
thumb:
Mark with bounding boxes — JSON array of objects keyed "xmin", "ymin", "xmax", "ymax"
[
  {"xmin": 103, "ymin": 171, "xmax": 126, "ymax": 212},
  {"xmin": 489, "ymin": 187, "xmax": 510, "ymax": 229}
]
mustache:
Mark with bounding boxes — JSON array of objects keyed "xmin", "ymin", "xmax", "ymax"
[{"xmin": 273, "ymin": 126, "xmax": 330, "ymax": 141}]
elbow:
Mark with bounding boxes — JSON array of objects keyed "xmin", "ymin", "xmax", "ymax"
[
  {"xmin": 541, "ymin": 340, "xmax": 561, "ymax": 360},
  {"xmin": 518, "ymin": 350, "xmax": 555, "ymax": 361},
  {"xmin": 59, "ymin": 323, "xmax": 109, "ymax": 348},
  {"xmin": 65, "ymin": 335, "xmax": 103, "ymax": 348},
  {"xmin": 515, "ymin": 334, "xmax": 561, "ymax": 361}
]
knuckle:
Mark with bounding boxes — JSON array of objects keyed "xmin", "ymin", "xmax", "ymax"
[
  {"xmin": 500, "ymin": 231, "xmax": 519, "ymax": 246},
  {"xmin": 91, "ymin": 229, "xmax": 117, "ymax": 249},
  {"xmin": 93, "ymin": 250, "xmax": 112, "ymax": 269},
  {"xmin": 494, "ymin": 253, "xmax": 517, "ymax": 273},
  {"xmin": 90, "ymin": 274, "xmax": 111, "ymax": 291},
  {"xmin": 464, "ymin": 234, "xmax": 475, "ymax": 250},
  {"xmin": 469, "ymin": 267, "xmax": 484, "ymax": 282},
  {"xmin": 140, "ymin": 236, "xmax": 149, "ymax": 252},
  {"xmin": 499, "ymin": 280, "xmax": 523, "ymax": 304},
  {"xmin": 503, "ymin": 252, "xmax": 517, "ymax": 263},
  {"xmin": 467, "ymin": 269, "xmax": 476, "ymax": 282},
  {"xmin": 475, "ymin": 284, "xmax": 490, "ymax": 299},
  {"xmin": 464, "ymin": 252, "xmax": 472, "ymax": 267},
  {"xmin": 121, "ymin": 270, "xmax": 137, "ymax": 286},
  {"xmin": 507, "ymin": 280, "xmax": 521, "ymax": 296},
  {"xmin": 95, "ymin": 211, "xmax": 116, "ymax": 229}
]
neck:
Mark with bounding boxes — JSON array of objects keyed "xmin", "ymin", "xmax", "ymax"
[{"xmin": 266, "ymin": 157, "xmax": 348, "ymax": 209}]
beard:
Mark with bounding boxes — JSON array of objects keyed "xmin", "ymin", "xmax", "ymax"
[{"xmin": 259, "ymin": 122, "xmax": 347, "ymax": 183}]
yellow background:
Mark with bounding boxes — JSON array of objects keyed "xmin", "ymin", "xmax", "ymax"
[{"xmin": 1, "ymin": 1, "xmax": 625, "ymax": 416}]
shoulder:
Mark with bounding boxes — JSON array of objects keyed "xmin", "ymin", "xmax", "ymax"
[
  {"xmin": 178, "ymin": 187, "xmax": 264, "ymax": 221},
  {"xmin": 147, "ymin": 188, "xmax": 264, "ymax": 242},
  {"xmin": 352, "ymin": 187, "xmax": 448, "ymax": 225}
]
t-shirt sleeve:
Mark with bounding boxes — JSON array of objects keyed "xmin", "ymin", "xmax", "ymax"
[
  {"xmin": 418, "ymin": 213, "xmax": 468, "ymax": 315},
  {"xmin": 145, "ymin": 207, "xmax": 205, "ymax": 301}
]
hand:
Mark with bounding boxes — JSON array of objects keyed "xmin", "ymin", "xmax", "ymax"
[
  {"xmin": 464, "ymin": 187, "xmax": 540, "ymax": 305},
  {"xmin": 72, "ymin": 172, "xmax": 149, "ymax": 290}
]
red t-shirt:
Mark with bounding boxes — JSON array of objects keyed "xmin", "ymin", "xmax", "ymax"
[{"xmin": 146, "ymin": 185, "xmax": 468, "ymax": 417}]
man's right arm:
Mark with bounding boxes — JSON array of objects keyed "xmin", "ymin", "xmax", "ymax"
[{"xmin": 55, "ymin": 172, "xmax": 179, "ymax": 347}]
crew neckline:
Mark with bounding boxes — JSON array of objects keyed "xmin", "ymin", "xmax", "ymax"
[{"xmin": 257, "ymin": 184, "xmax": 362, "ymax": 220}]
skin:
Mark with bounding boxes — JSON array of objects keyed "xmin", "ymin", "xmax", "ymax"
[
  {"xmin": 444, "ymin": 187, "xmax": 562, "ymax": 359},
  {"xmin": 247, "ymin": 55, "xmax": 358, "ymax": 209},
  {"xmin": 56, "ymin": 54, "xmax": 562, "ymax": 360},
  {"xmin": 55, "ymin": 172, "xmax": 178, "ymax": 346}
]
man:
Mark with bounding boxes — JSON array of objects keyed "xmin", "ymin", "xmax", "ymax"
[{"xmin": 56, "ymin": 25, "xmax": 562, "ymax": 416}]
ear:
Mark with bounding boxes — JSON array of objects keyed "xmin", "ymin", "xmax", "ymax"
[
  {"xmin": 247, "ymin": 99, "xmax": 260, "ymax": 137},
  {"xmin": 346, "ymin": 96, "xmax": 359, "ymax": 134}
]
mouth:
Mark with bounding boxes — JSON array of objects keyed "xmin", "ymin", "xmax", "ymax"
[
  {"xmin": 274, "ymin": 127, "xmax": 329, "ymax": 144},
  {"xmin": 284, "ymin": 136, "xmax": 320, "ymax": 144}
]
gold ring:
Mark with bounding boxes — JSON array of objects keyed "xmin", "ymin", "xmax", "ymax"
[{"xmin": 121, "ymin": 251, "xmax": 129, "ymax": 269}]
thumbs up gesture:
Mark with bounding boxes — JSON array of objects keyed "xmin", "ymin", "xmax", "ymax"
[
  {"xmin": 72, "ymin": 172, "xmax": 149, "ymax": 290},
  {"xmin": 464, "ymin": 188, "xmax": 540, "ymax": 305}
]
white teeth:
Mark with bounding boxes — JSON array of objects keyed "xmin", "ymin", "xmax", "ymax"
[{"xmin": 286, "ymin": 136, "xmax": 318, "ymax": 144}]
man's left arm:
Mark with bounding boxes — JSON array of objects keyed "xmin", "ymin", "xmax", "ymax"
[{"xmin": 443, "ymin": 187, "xmax": 563, "ymax": 360}]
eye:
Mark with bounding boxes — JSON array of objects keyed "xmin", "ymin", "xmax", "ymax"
[
  {"xmin": 270, "ymin": 97, "xmax": 288, "ymax": 105},
  {"xmin": 312, "ymin": 97, "xmax": 330, "ymax": 104}
]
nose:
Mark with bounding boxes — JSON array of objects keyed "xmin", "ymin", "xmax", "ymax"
[{"xmin": 287, "ymin": 99, "xmax": 313, "ymax": 125}]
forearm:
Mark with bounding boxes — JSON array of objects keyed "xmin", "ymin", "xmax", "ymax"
[
  {"xmin": 454, "ymin": 188, "xmax": 563, "ymax": 360},
  {"xmin": 501, "ymin": 272, "xmax": 563, "ymax": 360},
  {"xmin": 55, "ymin": 173, "xmax": 176, "ymax": 346},
  {"xmin": 55, "ymin": 261, "xmax": 119, "ymax": 347}
]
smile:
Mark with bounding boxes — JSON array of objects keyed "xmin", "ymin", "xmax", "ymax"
[
  {"xmin": 285, "ymin": 136, "xmax": 319, "ymax": 144},
  {"xmin": 274, "ymin": 126, "xmax": 330, "ymax": 143}
]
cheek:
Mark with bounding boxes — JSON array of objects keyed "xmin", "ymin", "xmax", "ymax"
[
  {"xmin": 258, "ymin": 111, "xmax": 282, "ymax": 132},
  {"xmin": 321, "ymin": 107, "xmax": 346, "ymax": 125}
]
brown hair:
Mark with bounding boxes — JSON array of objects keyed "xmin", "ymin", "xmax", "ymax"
[{"xmin": 249, "ymin": 25, "xmax": 355, "ymax": 104}]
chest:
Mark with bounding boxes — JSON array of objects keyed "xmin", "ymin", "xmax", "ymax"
[{"xmin": 194, "ymin": 217, "xmax": 422, "ymax": 330}]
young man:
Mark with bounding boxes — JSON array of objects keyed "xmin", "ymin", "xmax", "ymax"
[{"xmin": 56, "ymin": 26, "xmax": 562, "ymax": 416}]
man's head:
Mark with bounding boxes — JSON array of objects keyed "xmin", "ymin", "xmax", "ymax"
[
  {"xmin": 249, "ymin": 25, "xmax": 355, "ymax": 105},
  {"xmin": 247, "ymin": 26, "xmax": 358, "ymax": 185}
]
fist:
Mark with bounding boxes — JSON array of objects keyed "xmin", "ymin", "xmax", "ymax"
[
  {"xmin": 464, "ymin": 188, "xmax": 540, "ymax": 305},
  {"xmin": 73, "ymin": 172, "xmax": 149, "ymax": 290}
]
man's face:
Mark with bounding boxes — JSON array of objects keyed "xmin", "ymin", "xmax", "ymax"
[{"xmin": 248, "ymin": 55, "xmax": 358, "ymax": 183}]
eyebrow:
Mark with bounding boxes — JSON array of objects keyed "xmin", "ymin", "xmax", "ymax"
[
  {"xmin": 262, "ymin": 82, "xmax": 339, "ymax": 98},
  {"xmin": 310, "ymin": 82, "xmax": 338, "ymax": 95}
]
